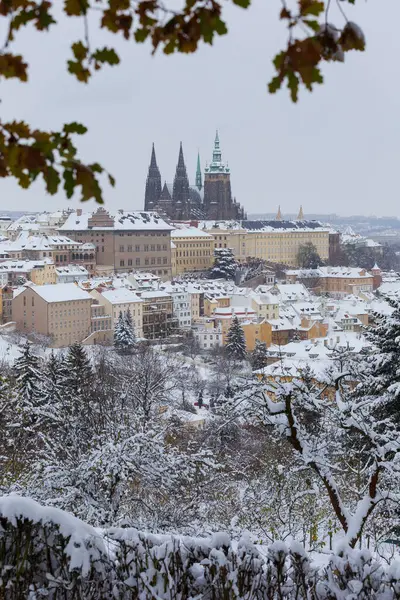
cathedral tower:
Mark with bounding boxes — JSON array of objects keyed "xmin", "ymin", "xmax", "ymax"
[
  {"xmin": 203, "ymin": 131, "xmax": 240, "ymax": 220},
  {"xmin": 144, "ymin": 143, "xmax": 162, "ymax": 211},
  {"xmin": 172, "ymin": 143, "xmax": 190, "ymax": 219}
]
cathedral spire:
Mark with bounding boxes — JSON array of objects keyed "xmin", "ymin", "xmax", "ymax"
[
  {"xmin": 276, "ymin": 205, "xmax": 282, "ymax": 221},
  {"xmin": 172, "ymin": 142, "xmax": 190, "ymax": 217},
  {"xmin": 297, "ymin": 205, "xmax": 304, "ymax": 220},
  {"xmin": 195, "ymin": 151, "xmax": 202, "ymax": 191},
  {"xmin": 206, "ymin": 130, "xmax": 229, "ymax": 174},
  {"xmin": 144, "ymin": 143, "xmax": 162, "ymax": 210},
  {"xmin": 177, "ymin": 141, "xmax": 185, "ymax": 169},
  {"xmin": 213, "ymin": 130, "xmax": 222, "ymax": 164},
  {"xmin": 150, "ymin": 142, "xmax": 157, "ymax": 168}
]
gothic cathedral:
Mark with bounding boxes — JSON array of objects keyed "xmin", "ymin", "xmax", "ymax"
[{"xmin": 144, "ymin": 132, "xmax": 246, "ymax": 221}]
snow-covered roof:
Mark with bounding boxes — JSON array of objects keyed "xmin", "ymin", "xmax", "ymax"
[
  {"xmin": 141, "ymin": 291, "xmax": 171, "ymax": 299},
  {"xmin": 199, "ymin": 219, "xmax": 330, "ymax": 233},
  {"xmin": 99, "ymin": 288, "xmax": 143, "ymax": 304},
  {"xmin": 0, "ymin": 259, "xmax": 54, "ymax": 272},
  {"xmin": 30, "ymin": 283, "xmax": 92, "ymax": 303},
  {"xmin": 0, "ymin": 232, "xmax": 81, "ymax": 252},
  {"xmin": 277, "ymin": 283, "xmax": 311, "ymax": 302},
  {"xmin": 213, "ymin": 306, "xmax": 256, "ymax": 318},
  {"xmin": 171, "ymin": 226, "xmax": 212, "ymax": 239},
  {"xmin": 286, "ymin": 266, "xmax": 373, "ymax": 280},
  {"xmin": 55, "ymin": 265, "xmax": 89, "ymax": 275},
  {"xmin": 60, "ymin": 210, "xmax": 173, "ymax": 231},
  {"xmin": 378, "ymin": 281, "xmax": 400, "ymax": 297},
  {"xmin": 318, "ymin": 266, "xmax": 373, "ymax": 279},
  {"xmin": 266, "ymin": 315, "xmax": 294, "ymax": 330}
]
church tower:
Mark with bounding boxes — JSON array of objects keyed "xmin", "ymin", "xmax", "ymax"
[
  {"xmin": 203, "ymin": 131, "xmax": 240, "ymax": 220},
  {"xmin": 195, "ymin": 151, "xmax": 202, "ymax": 191},
  {"xmin": 297, "ymin": 205, "xmax": 304, "ymax": 220},
  {"xmin": 144, "ymin": 143, "xmax": 162, "ymax": 211},
  {"xmin": 172, "ymin": 142, "xmax": 190, "ymax": 219}
]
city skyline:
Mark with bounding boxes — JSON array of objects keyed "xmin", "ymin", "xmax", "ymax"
[{"xmin": 1, "ymin": 0, "xmax": 399, "ymax": 216}]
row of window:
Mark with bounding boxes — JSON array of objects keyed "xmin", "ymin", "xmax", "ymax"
[
  {"xmin": 178, "ymin": 250, "xmax": 211, "ymax": 257},
  {"xmin": 175, "ymin": 242, "xmax": 213, "ymax": 248},
  {"xmin": 50, "ymin": 322, "xmax": 87, "ymax": 329},
  {"xmin": 118, "ymin": 244, "xmax": 168, "ymax": 252},
  {"xmin": 177, "ymin": 258, "xmax": 209, "ymax": 265},
  {"xmin": 118, "ymin": 232, "xmax": 169, "ymax": 237},
  {"xmin": 119, "ymin": 257, "xmax": 168, "ymax": 267}
]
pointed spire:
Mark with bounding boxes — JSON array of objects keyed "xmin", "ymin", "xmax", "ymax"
[
  {"xmin": 144, "ymin": 143, "xmax": 162, "ymax": 210},
  {"xmin": 297, "ymin": 205, "xmax": 304, "ymax": 220},
  {"xmin": 177, "ymin": 141, "xmax": 185, "ymax": 168},
  {"xmin": 150, "ymin": 142, "xmax": 157, "ymax": 168},
  {"xmin": 172, "ymin": 142, "xmax": 190, "ymax": 216},
  {"xmin": 276, "ymin": 205, "xmax": 282, "ymax": 221},
  {"xmin": 212, "ymin": 130, "xmax": 222, "ymax": 164},
  {"xmin": 195, "ymin": 151, "xmax": 202, "ymax": 191}
]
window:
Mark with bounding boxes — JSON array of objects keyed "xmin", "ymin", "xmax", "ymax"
[
  {"xmin": 128, "ymin": 259, "xmax": 132, "ymax": 266},
  {"xmin": 23, "ymin": 296, "xmax": 26, "ymax": 306},
  {"xmin": 151, "ymin": 245, "xmax": 155, "ymax": 251},
  {"xmin": 127, "ymin": 245, "xmax": 132, "ymax": 252},
  {"xmin": 163, "ymin": 257, "xmax": 167, "ymax": 264},
  {"xmin": 157, "ymin": 244, "xmax": 161, "ymax": 251},
  {"xmin": 145, "ymin": 258, "xmax": 149, "ymax": 265},
  {"xmin": 157, "ymin": 257, "xmax": 161, "ymax": 265},
  {"xmin": 119, "ymin": 245, "xmax": 124, "ymax": 252},
  {"xmin": 135, "ymin": 245, "xmax": 140, "ymax": 252},
  {"xmin": 151, "ymin": 257, "xmax": 155, "ymax": 265},
  {"xmin": 144, "ymin": 245, "xmax": 149, "ymax": 252},
  {"xmin": 120, "ymin": 260, "xmax": 125, "ymax": 267},
  {"xmin": 136, "ymin": 258, "xmax": 140, "ymax": 266}
]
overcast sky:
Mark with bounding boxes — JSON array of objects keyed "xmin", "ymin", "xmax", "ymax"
[{"xmin": 1, "ymin": 0, "xmax": 399, "ymax": 217}]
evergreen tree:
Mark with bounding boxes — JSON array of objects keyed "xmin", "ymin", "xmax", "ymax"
[
  {"xmin": 42, "ymin": 352, "xmax": 67, "ymax": 417},
  {"xmin": 11, "ymin": 342, "xmax": 50, "ymax": 467},
  {"xmin": 251, "ymin": 340, "xmax": 268, "ymax": 371},
  {"xmin": 65, "ymin": 342, "xmax": 94, "ymax": 398},
  {"xmin": 13, "ymin": 341, "xmax": 43, "ymax": 420},
  {"xmin": 354, "ymin": 296, "xmax": 400, "ymax": 424},
  {"xmin": 114, "ymin": 311, "xmax": 136, "ymax": 354},
  {"xmin": 296, "ymin": 242, "xmax": 322, "ymax": 268},
  {"xmin": 225, "ymin": 316, "xmax": 247, "ymax": 360},
  {"xmin": 210, "ymin": 247, "xmax": 237, "ymax": 280}
]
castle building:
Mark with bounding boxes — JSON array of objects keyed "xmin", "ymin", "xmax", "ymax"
[
  {"xmin": 59, "ymin": 207, "xmax": 173, "ymax": 280},
  {"xmin": 199, "ymin": 215, "xmax": 331, "ymax": 267},
  {"xmin": 143, "ymin": 132, "xmax": 246, "ymax": 221}
]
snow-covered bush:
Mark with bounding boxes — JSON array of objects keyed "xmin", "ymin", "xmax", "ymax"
[{"xmin": 2, "ymin": 495, "xmax": 400, "ymax": 600}]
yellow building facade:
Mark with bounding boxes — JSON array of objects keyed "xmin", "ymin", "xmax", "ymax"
[
  {"xmin": 242, "ymin": 321, "xmax": 272, "ymax": 351},
  {"xmin": 171, "ymin": 228, "xmax": 214, "ymax": 276},
  {"xmin": 201, "ymin": 222, "xmax": 330, "ymax": 267},
  {"xmin": 30, "ymin": 262, "xmax": 57, "ymax": 285}
]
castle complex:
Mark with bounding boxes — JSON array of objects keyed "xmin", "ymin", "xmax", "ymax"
[{"xmin": 144, "ymin": 132, "xmax": 246, "ymax": 221}]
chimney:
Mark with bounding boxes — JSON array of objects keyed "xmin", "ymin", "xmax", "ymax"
[{"xmin": 77, "ymin": 209, "xmax": 82, "ymax": 217}]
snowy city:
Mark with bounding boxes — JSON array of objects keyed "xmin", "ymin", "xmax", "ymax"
[{"xmin": 1, "ymin": 0, "xmax": 400, "ymax": 596}]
